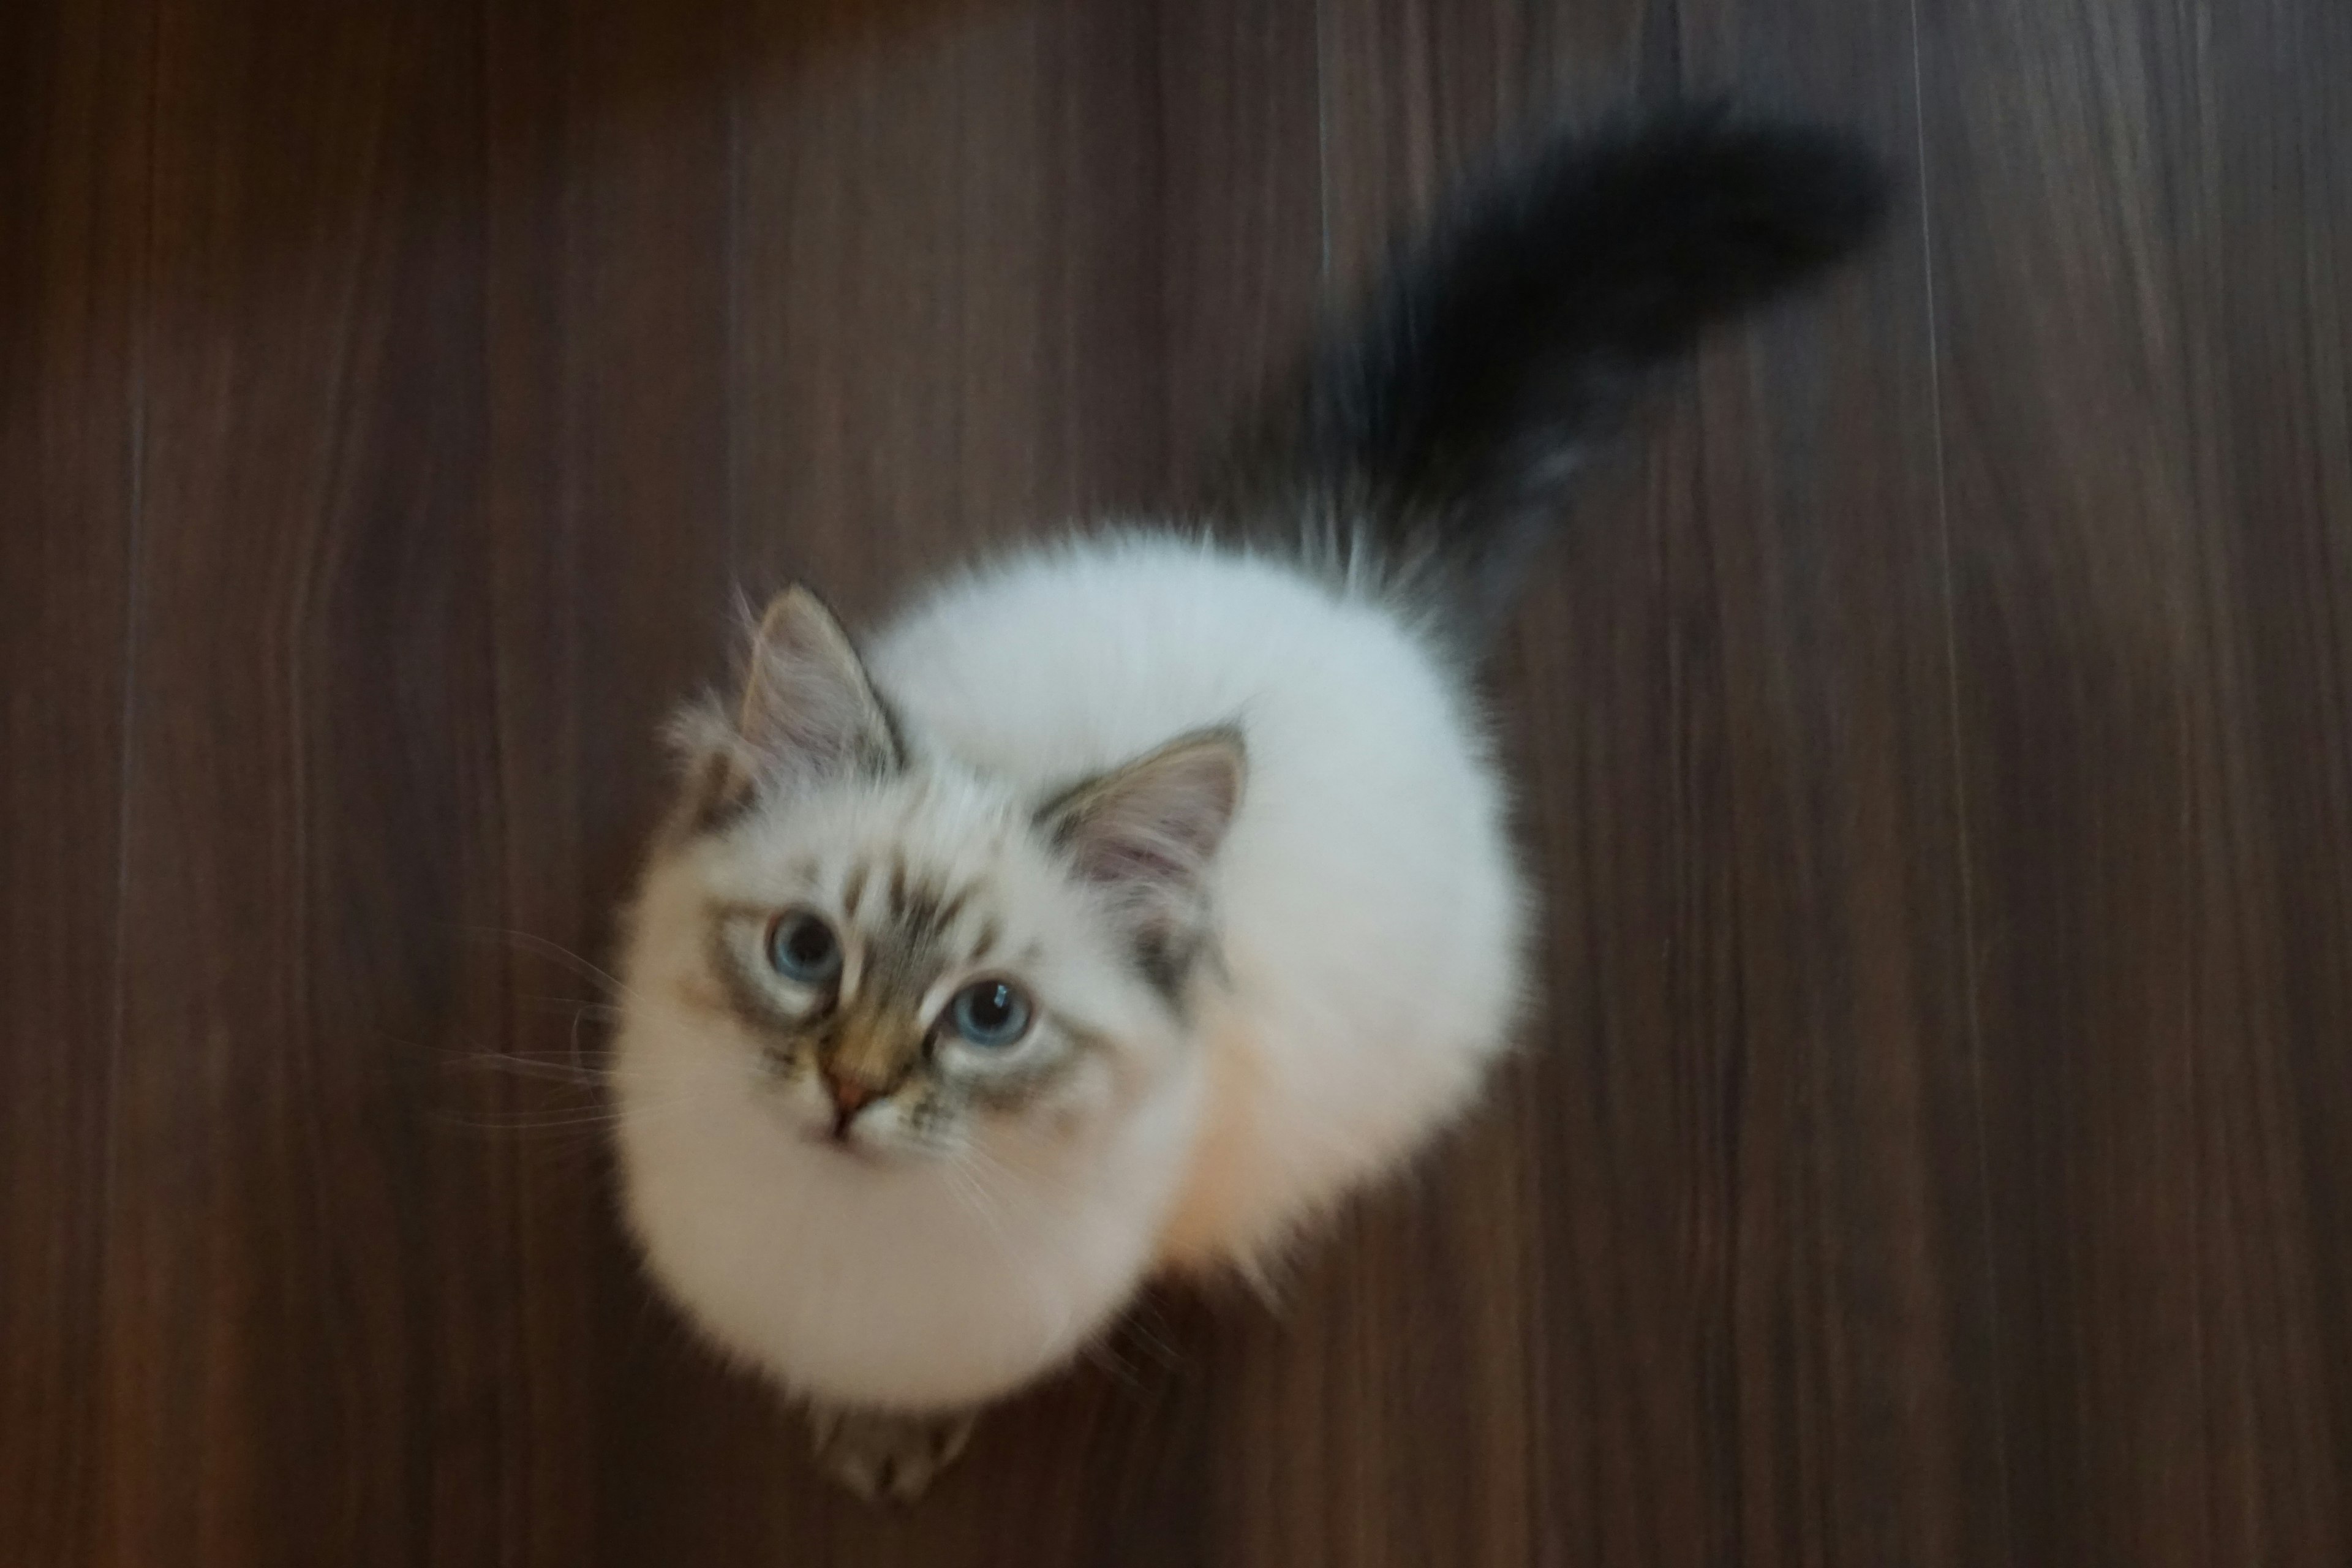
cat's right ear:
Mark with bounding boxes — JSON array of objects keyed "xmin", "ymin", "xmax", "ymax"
[{"xmin": 697, "ymin": 587, "xmax": 901, "ymax": 816}]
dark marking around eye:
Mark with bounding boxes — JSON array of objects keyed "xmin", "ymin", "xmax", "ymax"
[
  {"xmin": 935, "ymin": 885, "xmax": 972, "ymax": 932},
  {"xmin": 706, "ymin": 925, "xmax": 809, "ymax": 1038},
  {"xmin": 969, "ymin": 919, "xmax": 1001, "ymax": 965},
  {"xmin": 962, "ymin": 1035, "xmax": 1088, "ymax": 1113},
  {"xmin": 887, "ymin": 858, "xmax": 910, "ymax": 921},
  {"xmin": 842, "ymin": 863, "xmax": 869, "ymax": 921}
]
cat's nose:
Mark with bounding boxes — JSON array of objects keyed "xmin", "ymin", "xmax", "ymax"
[{"xmin": 824, "ymin": 1068, "xmax": 880, "ymax": 1123}]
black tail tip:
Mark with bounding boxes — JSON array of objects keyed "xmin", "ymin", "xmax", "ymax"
[
  {"xmin": 1211, "ymin": 99, "xmax": 1897, "ymax": 630},
  {"xmin": 1539, "ymin": 104, "xmax": 1897, "ymax": 345}
]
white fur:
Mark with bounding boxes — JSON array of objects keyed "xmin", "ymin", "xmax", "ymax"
[{"xmin": 612, "ymin": 530, "xmax": 1527, "ymax": 1414}]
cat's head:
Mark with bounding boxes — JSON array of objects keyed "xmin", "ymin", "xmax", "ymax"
[{"xmin": 619, "ymin": 587, "xmax": 1244, "ymax": 1163}]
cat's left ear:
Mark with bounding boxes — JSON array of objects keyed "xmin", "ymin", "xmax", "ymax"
[
  {"xmin": 1041, "ymin": 727, "xmax": 1246, "ymax": 910},
  {"xmin": 718, "ymin": 586, "xmax": 900, "ymax": 804}
]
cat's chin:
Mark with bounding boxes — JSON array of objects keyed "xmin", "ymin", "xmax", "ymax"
[
  {"xmin": 797, "ymin": 1126, "xmax": 882, "ymax": 1159},
  {"xmin": 798, "ymin": 1125, "xmax": 933, "ymax": 1166}
]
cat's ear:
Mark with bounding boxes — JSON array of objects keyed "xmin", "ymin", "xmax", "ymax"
[
  {"xmin": 720, "ymin": 586, "xmax": 900, "ymax": 803},
  {"xmin": 1041, "ymin": 728, "xmax": 1245, "ymax": 904}
]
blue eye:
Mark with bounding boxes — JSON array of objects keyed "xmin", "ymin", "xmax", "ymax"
[
  {"xmin": 767, "ymin": 910, "xmax": 842, "ymax": 984},
  {"xmin": 948, "ymin": 980, "xmax": 1032, "ymax": 1048}
]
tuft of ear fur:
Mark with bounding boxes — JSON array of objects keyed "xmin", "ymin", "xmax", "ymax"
[
  {"xmin": 1226, "ymin": 104, "xmax": 1891, "ymax": 643},
  {"xmin": 709, "ymin": 587, "xmax": 900, "ymax": 812},
  {"xmin": 1040, "ymin": 728, "xmax": 1246, "ymax": 982}
]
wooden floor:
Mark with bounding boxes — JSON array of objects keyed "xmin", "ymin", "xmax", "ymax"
[{"xmin": 6, "ymin": 0, "xmax": 2349, "ymax": 1562}]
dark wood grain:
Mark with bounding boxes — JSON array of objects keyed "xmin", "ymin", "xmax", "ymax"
[
  {"xmin": 0, "ymin": 4, "xmax": 148, "ymax": 1564},
  {"xmin": 2, "ymin": 0, "xmax": 2347, "ymax": 1563},
  {"xmin": 91, "ymin": 5, "xmax": 500, "ymax": 1564},
  {"xmin": 1923, "ymin": 0, "xmax": 2352, "ymax": 1561}
]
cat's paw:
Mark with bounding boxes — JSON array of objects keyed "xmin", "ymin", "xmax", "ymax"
[{"xmin": 806, "ymin": 1406, "xmax": 977, "ymax": 1505}]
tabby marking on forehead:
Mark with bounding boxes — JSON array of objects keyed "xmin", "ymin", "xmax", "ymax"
[
  {"xmin": 930, "ymin": 884, "xmax": 973, "ymax": 935},
  {"xmin": 888, "ymin": 857, "xmax": 910, "ymax": 922},
  {"xmin": 855, "ymin": 878, "xmax": 987, "ymax": 1016},
  {"xmin": 892, "ymin": 879, "xmax": 970, "ymax": 953}
]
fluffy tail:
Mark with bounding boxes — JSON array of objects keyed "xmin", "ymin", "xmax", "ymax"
[{"xmin": 1227, "ymin": 105, "xmax": 1891, "ymax": 643}]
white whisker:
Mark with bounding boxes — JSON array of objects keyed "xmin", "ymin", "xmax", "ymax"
[{"xmin": 453, "ymin": 924, "xmax": 643, "ymax": 1003}]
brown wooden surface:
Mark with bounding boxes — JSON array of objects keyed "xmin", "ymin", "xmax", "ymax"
[{"xmin": 4, "ymin": 0, "xmax": 2346, "ymax": 1563}]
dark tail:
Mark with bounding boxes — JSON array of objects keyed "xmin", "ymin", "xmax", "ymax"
[{"xmin": 1226, "ymin": 105, "xmax": 1891, "ymax": 643}]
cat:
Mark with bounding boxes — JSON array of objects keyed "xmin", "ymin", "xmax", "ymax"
[{"xmin": 610, "ymin": 106, "xmax": 1888, "ymax": 1502}]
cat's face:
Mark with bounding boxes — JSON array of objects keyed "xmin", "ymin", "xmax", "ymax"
[
  {"xmin": 676, "ymin": 770, "xmax": 1188, "ymax": 1161},
  {"xmin": 626, "ymin": 588, "xmax": 1242, "ymax": 1164}
]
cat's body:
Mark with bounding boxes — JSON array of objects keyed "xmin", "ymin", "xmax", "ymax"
[
  {"xmin": 610, "ymin": 108, "xmax": 1888, "ymax": 1501},
  {"xmin": 618, "ymin": 533, "xmax": 1521, "ymax": 1411}
]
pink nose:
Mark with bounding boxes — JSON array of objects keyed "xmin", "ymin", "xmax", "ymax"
[{"xmin": 824, "ymin": 1070, "xmax": 880, "ymax": 1131}]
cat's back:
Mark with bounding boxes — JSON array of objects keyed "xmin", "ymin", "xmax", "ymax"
[{"xmin": 867, "ymin": 529, "xmax": 1464, "ymax": 803}]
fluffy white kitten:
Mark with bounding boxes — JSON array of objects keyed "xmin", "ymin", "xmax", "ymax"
[{"xmin": 611, "ymin": 109, "xmax": 1886, "ymax": 1501}]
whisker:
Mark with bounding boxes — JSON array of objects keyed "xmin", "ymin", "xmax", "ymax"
[
  {"xmin": 458, "ymin": 1062, "xmax": 616, "ymax": 1086},
  {"xmin": 434, "ymin": 1047, "xmax": 679, "ymax": 1087},
  {"xmin": 1117, "ymin": 1299, "xmax": 1191, "ymax": 1374},
  {"xmin": 942, "ymin": 1152, "xmax": 1019, "ymax": 1257},
  {"xmin": 518, "ymin": 995, "xmax": 623, "ymax": 1023},
  {"xmin": 450, "ymin": 1054, "xmax": 612, "ymax": 1086},
  {"xmin": 432, "ymin": 1106, "xmax": 628, "ymax": 1132},
  {"xmin": 451, "ymin": 924, "xmax": 640, "ymax": 1001},
  {"xmin": 428, "ymin": 1068, "xmax": 731, "ymax": 1140},
  {"xmin": 1079, "ymin": 1333, "xmax": 1149, "ymax": 1393}
]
